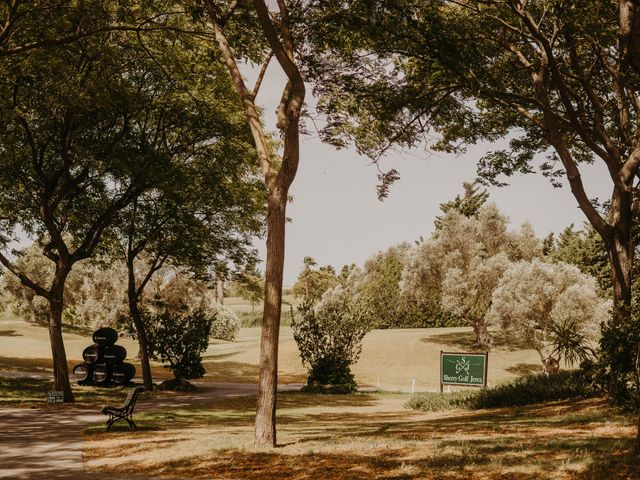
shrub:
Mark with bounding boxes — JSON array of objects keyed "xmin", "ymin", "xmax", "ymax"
[
  {"xmin": 406, "ymin": 370, "xmax": 597, "ymax": 412},
  {"xmin": 210, "ymin": 305, "xmax": 240, "ymax": 341},
  {"xmin": 405, "ymin": 391, "xmax": 477, "ymax": 411},
  {"xmin": 293, "ymin": 274, "xmax": 371, "ymax": 393},
  {"xmin": 145, "ymin": 308, "xmax": 213, "ymax": 381}
]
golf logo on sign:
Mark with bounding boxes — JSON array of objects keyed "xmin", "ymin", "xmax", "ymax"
[
  {"xmin": 455, "ymin": 357, "xmax": 470, "ymax": 376},
  {"xmin": 440, "ymin": 351, "xmax": 488, "ymax": 390}
]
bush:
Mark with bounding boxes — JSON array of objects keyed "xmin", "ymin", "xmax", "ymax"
[
  {"xmin": 210, "ymin": 305, "xmax": 240, "ymax": 341},
  {"xmin": 293, "ymin": 276, "xmax": 371, "ymax": 394},
  {"xmin": 406, "ymin": 370, "xmax": 597, "ymax": 412},
  {"xmin": 145, "ymin": 308, "xmax": 213, "ymax": 381},
  {"xmin": 405, "ymin": 391, "xmax": 477, "ymax": 411}
]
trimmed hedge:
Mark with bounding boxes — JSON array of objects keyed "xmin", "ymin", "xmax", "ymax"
[{"xmin": 407, "ymin": 370, "xmax": 597, "ymax": 412}]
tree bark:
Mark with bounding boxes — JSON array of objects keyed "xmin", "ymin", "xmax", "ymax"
[
  {"xmin": 126, "ymin": 259, "xmax": 154, "ymax": 391},
  {"xmin": 605, "ymin": 231, "xmax": 634, "ymax": 312},
  {"xmin": 255, "ymin": 191, "xmax": 287, "ymax": 448},
  {"xmin": 470, "ymin": 320, "xmax": 493, "ymax": 351},
  {"xmin": 48, "ymin": 267, "xmax": 74, "ymax": 402}
]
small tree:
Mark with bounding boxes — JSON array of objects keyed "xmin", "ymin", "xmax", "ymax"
[
  {"xmin": 292, "ymin": 257, "xmax": 339, "ymax": 303},
  {"xmin": 293, "ymin": 272, "xmax": 371, "ymax": 393},
  {"xmin": 144, "ymin": 308, "xmax": 213, "ymax": 389},
  {"xmin": 488, "ymin": 259, "xmax": 609, "ymax": 372}
]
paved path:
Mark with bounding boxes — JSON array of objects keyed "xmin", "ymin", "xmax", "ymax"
[{"xmin": 0, "ymin": 379, "xmax": 301, "ymax": 479}]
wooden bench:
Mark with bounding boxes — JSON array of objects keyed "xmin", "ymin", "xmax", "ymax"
[{"xmin": 101, "ymin": 386, "xmax": 144, "ymax": 431}]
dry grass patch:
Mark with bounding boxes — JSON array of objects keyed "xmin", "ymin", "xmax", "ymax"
[{"xmin": 83, "ymin": 394, "xmax": 638, "ymax": 479}]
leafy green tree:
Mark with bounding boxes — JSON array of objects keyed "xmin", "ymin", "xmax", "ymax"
[
  {"xmin": 105, "ymin": 28, "xmax": 265, "ymax": 391},
  {"xmin": 403, "ymin": 204, "xmax": 541, "ymax": 348},
  {"xmin": 547, "ymin": 224, "xmax": 612, "ymax": 296},
  {"xmin": 0, "ymin": 26, "xmax": 189, "ymax": 401},
  {"xmin": 231, "ymin": 266, "xmax": 265, "ymax": 311},
  {"xmin": 292, "ymin": 257, "xmax": 339, "ymax": 303}
]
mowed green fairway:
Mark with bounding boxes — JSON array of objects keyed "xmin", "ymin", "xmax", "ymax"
[{"xmin": 1, "ymin": 307, "xmax": 541, "ymax": 391}]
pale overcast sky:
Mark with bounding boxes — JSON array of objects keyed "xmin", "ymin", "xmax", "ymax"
[{"xmin": 249, "ymin": 64, "xmax": 611, "ymax": 286}]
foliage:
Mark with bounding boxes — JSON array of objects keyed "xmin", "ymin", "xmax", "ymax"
[
  {"xmin": 407, "ymin": 370, "xmax": 597, "ymax": 412},
  {"xmin": 405, "ymin": 391, "xmax": 476, "ymax": 412},
  {"xmin": 547, "ymin": 224, "xmax": 612, "ymax": 296},
  {"xmin": 593, "ymin": 304, "xmax": 640, "ymax": 411},
  {"xmin": 210, "ymin": 305, "xmax": 241, "ymax": 342},
  {"xmin": 229, "ymin": 269, "xmax": 264, "ymax": 311},
  {"xmin": 402, "ymin": 203, "xmax": 541, "ymax": 347},
  {"xmin": 488, "ymin": 259, "xmax": 609, "ymax": 371},
  {"xmin": 293, "ymin": 271, "xmax": 371, "ymax": 393},
  {"xmin": 144, "ymin": 308, "xmax": 213, "ymax": 381},
  {"xmin": 291, "ymin": 257, "xmax": 339, "ymax": 303},
  {"xmin": 434, "ymin": 182, "xmax": 489, "ymax": 229},
  {"xmin": 354, "ymin": 243, "xmax": 433, "ymax": 328},
  {"xmin": 0, "ymin": 243, "xmax": 127, "ymax": 327}
]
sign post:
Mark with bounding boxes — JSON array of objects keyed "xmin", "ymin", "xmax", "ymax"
[{"xmin": 440, "ymin": 351, "xmax": 488, "ymax": 391}]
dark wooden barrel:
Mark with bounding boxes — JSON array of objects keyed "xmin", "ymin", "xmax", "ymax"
[
  {"xmin": 102, "ymin": 345, "xmax": 127, "ymax": 365},
  {"xmin": 92, "ymin": 364, "xmax": 110, "ymax": 384},
  {"xmin": 72, "ymin": 363, "xmax": 93, "ymax": 383},
  {"xmin": 111, "ymin": 363, "xmax": 136, "ymax": 384},
  {"xmin": 82, "ymin": 344, "xmax": 102, "ymax": 364},
  {"xmin": 92, "ymin": 327, "xmax": 118, "ymax": 346}
]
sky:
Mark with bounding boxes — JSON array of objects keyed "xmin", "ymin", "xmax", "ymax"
[{"xmin": 249, "ymin": 64, "xmax": 612, "ymax": 286}]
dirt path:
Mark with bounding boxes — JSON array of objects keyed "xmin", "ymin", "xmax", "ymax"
[{"xmin": 0, "ymin": 380, "xmax": 301, "ymax": 479}]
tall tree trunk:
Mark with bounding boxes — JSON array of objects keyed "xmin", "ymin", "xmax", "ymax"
[
  {"xmin": 255, "ymin": 190, "xmax": 287, "ymax": 448},
  {"xmin": 605, "ymin": 233, "xmax": 633, "ymax": 312},
  {"xmin": 127, "ymin": 261, "xmax": 153, "ymax": 391},
  {"xmin": 49, "ymin": 268, "xmax": 74, "ymax": 402},
  {"xmin": 216, "ymin": 278, "xmax": 224, "ymax": 305}
]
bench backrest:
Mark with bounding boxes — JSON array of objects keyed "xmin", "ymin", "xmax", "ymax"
[{"xmin": 120, "ymin": 386, "xmax": 144, "ymax": 413}]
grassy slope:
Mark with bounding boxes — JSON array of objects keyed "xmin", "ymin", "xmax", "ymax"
[{"xmin": 1, "ymin": 303, "xmax": 543, "ymax": 390}]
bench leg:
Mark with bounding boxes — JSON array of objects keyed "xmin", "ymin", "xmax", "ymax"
[
  {"xmin": 106, "ymin": 416, "xmax": 115, "ymax": 432},
  {"xmin": 125, "ymin": 415, "xmax": 137, "ymax": 431}
]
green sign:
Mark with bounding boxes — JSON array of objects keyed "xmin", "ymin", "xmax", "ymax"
[
  {"xmin": 47, "ymin": 391, "xmax": 64, "ymax": 404},
  {"xmin": 440, "ymin": 352, "xmax": 488, "ymax": 388}
]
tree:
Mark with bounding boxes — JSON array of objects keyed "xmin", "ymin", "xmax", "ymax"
[
  {"xmin": 292, "ymin": 257, "xmax": 339, "ymax": 303},
  {"xmin": 231, "ymin": 267, "xmax": 265, "ymax": 311},
  {"xmin": 200, "ymin": 0, "xmax": 306, "ymax": 447},
  {"xmin": 488, "ymin": 259, "xmax": 609, "ymax": 372},
  {"xmin": 435, "ymin": 182, "xmax": 489, "ymax": 229},
  {"xmin": 105, "ymin": 28, "xmax": 265, "ymax": 391},
  {"xmin": 0, "ymin": 243, "xmax": 127, "ymax": 328},
  {"xmin": 547, "ymin": 224, "xmax": 612, "ymax": 295},
  {"xmin": 293, "ymin": 270, "xmax": 371, "ymax": 393},
  {"xmin": 0, "ymin": 25, "xmax": 190, "ymax": 401},
  {"xmin": 354, "ymin": 244, "xmax": 434, "ymax": 328},
  {"xmin": 402, "ymin": 204, "xmax": 541, "ymax": 348}
]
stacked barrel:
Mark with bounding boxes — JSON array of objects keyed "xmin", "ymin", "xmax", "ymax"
[{"xmin": 72, "ymin": 327, "xmax": 136, "ymax": 387}]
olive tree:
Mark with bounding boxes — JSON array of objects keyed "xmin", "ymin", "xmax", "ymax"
[
  {"xmin": 488, "ymin": 259, "xmax": 610, "ymax": 372},
  {"xmin": 402, "ymin": 204, "xmax": 541, "ymax": 348}
]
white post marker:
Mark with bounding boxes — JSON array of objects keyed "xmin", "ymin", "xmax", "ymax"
[{"xmin": 411, "ymin": 378, "xmax": 416, "ymax": 393}]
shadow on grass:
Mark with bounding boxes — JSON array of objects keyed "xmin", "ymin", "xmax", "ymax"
[
  {"xmin": 0, "ymin": 356, "xmax": 52, "ymax": 372},
  {"xmin": 0, "ymin": 376, "xmax": 53, "ymax": 402},
  {"xmin": 202, "ymin": 360, "xmax": 259, "ymax": 382},
  {"xmin": 505, "ymin": 362, "xmax": 543, "ymax": 376},
  {"xmin": 0, "ymin": 329, "xmax": 21, "ymax": 337},
  {"xmin": 422, "ymin": 330, "xmax": 531, "ymax": 351},
  {"xmin": 83, "ymin": 394, "xmax": 638, "ymax": 480}
]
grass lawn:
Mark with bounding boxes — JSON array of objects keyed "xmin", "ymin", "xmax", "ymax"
[
  {"xmin": 83, "ymin": 392, "xmax": 638, "ymax": 480},
  {"xmin": 1, "ymin": 311, "xmax": 544, "ymax": 391}
]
